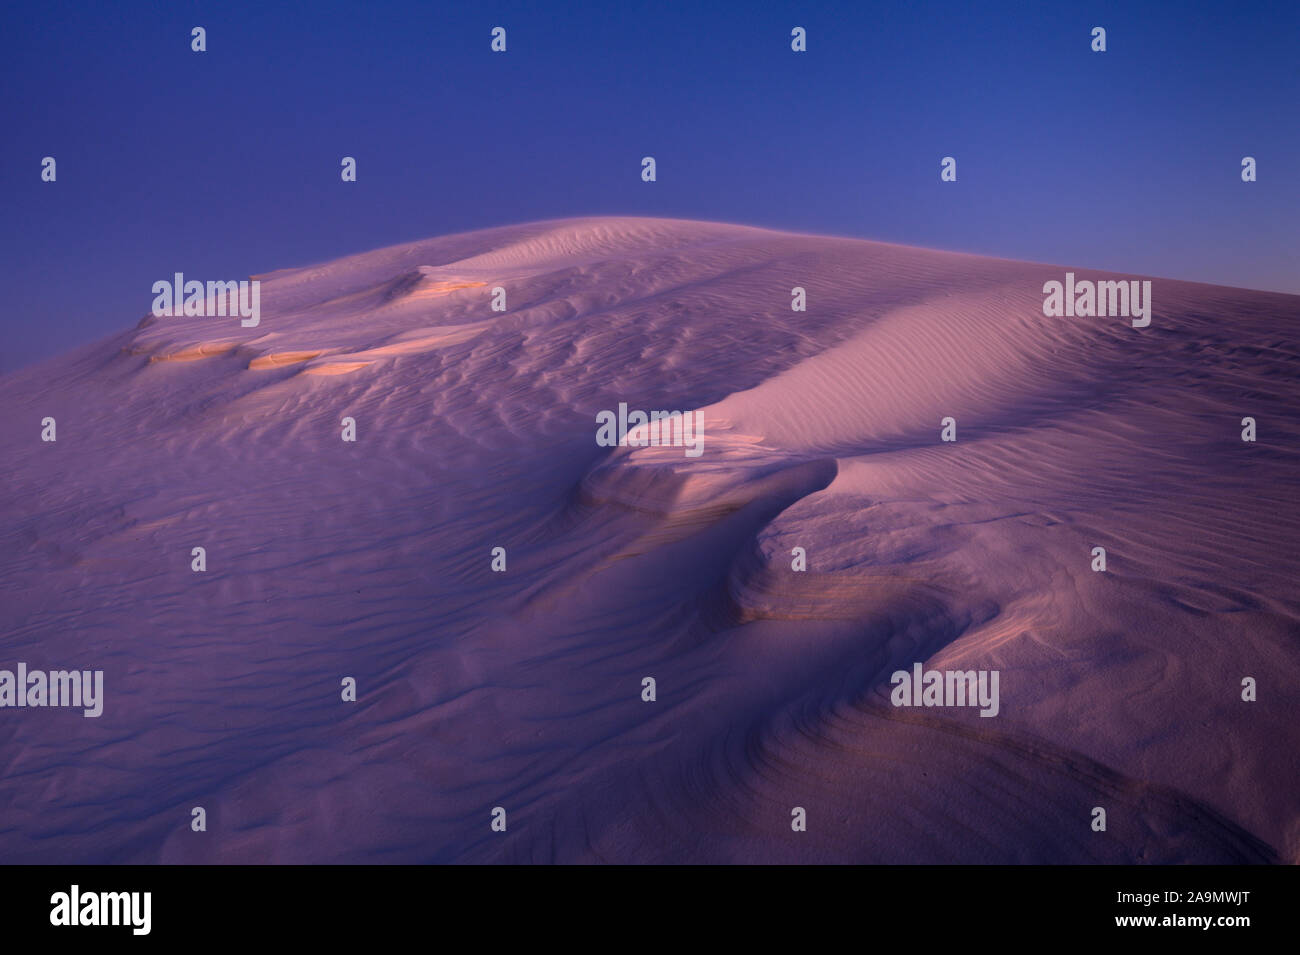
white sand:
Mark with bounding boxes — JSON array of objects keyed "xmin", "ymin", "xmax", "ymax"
[{"xmin": 0, "ymin": 217, "xmax": 1295, "ymax": 862}]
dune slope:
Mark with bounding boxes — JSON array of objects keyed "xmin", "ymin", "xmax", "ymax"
[{"xmin": 1, "ymin": 216, "xmax": 1297, "ymax": 863}]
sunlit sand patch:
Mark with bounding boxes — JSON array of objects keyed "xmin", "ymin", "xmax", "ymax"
[
  {"xmin": 402, "ymin": 279, "xmax": 488, "ymax": 301},
  {"xmin": 300, "ymin": 361, "xmax": 372, "ymax": 376},
  {"xmin": 318, "ymin": 270, "xmax": 490, "ymax": 309},
  {"xmin": 248, "ymin": 350, "xmax": 325, "ymax": 369},
  {"xmin": 147, "ymin": 341, "xmax": 240, "ymax": 363},
  {"xmin": 312, "ymin": 268, "xmax": 488, "ymax": 310}
]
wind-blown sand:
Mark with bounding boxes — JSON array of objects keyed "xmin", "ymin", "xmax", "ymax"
[{"xmin": 1, "ymin": 217, "xmax": 1296, "ymax": 863}]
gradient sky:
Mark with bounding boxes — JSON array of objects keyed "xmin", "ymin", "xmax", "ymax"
[{"xmin": 2, "ymin": 0, "xmax": 1297, "ymax": 370}]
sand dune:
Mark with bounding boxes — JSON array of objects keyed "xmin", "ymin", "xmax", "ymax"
[{"xmin": 0, "ymin": 217, "xmax": 1296, "ymax": 863}]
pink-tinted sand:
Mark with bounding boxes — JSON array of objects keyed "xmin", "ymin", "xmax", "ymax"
[{"xmin": 1, "ymin": 217, "xmax": 1297, "ymax": 862}]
